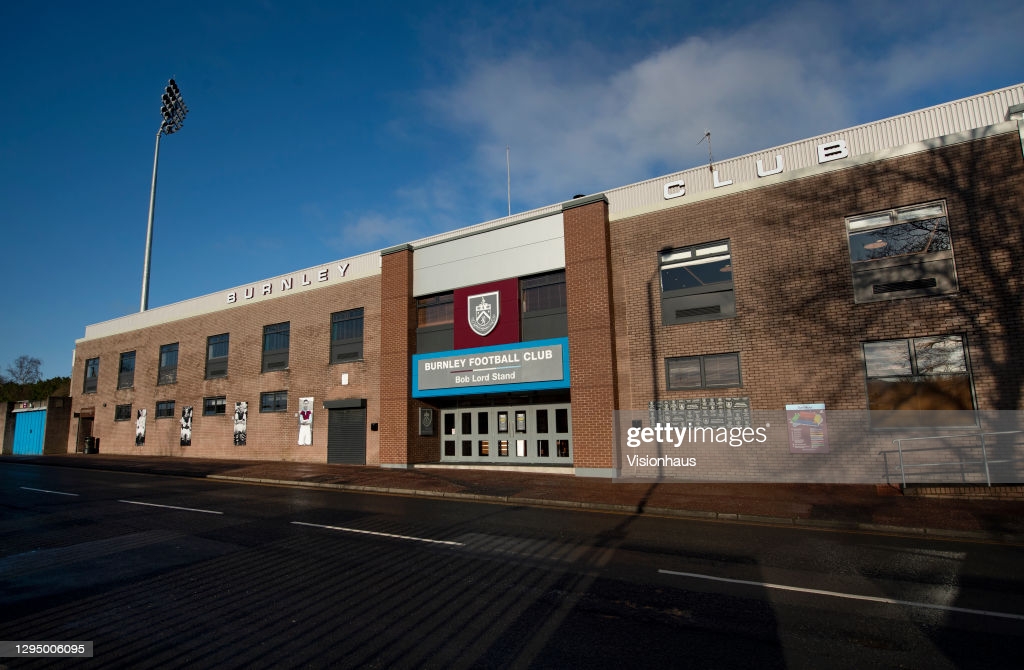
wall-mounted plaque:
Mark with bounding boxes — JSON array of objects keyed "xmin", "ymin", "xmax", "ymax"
[
  {"xmin": 419, "ymin": 408, "xmax": 435, "ymax": 436},
  {"xmin": 786, "ymin": 403, "xmax": 829, "ymax": 454},
  {"xmin": 648, "ymin": 397, "xmax": 752, "ymax": 428}
]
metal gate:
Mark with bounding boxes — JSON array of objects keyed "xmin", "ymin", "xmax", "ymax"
[
  {"xmin": 13, "ymin": 409, "xmax": 47, "ymax": 455},
  {"xmin": 327, "ymin": 407, "xmax": 366, "ymax": 464}
]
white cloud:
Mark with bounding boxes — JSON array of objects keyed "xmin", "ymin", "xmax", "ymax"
[
  {"xmin": 428, "ymin": 11, "xmax": 850, "ymax": 207},
  {"xmin": 424, "ymin": 1, "xmax": 1024, "ymax": 211},
  {"xmin": 323, "ymin": 212, "xmax": 423, "ymax": 254}
]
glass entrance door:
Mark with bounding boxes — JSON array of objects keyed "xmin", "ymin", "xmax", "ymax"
[{"xmin": 440, "ymin": 403, "xmax": 572, "ymax": 464}]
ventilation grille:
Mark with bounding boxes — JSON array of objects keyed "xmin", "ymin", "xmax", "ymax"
[
  {"xmin": 334, "ymin": 351, "xmax": 359, "ymax": 362},
  {"xmin": 676, "ymin": 305, "xmax": 721, "ymax": 319},
  {"xmin": 873, "ymin": 277, "xmax": 938, "ymax": 294},
  {"xmin": 266, "ymin": 360, "xmax": 288, "ymax": 370}
]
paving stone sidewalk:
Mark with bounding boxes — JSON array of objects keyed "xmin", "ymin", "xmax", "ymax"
[{"xmin": 6, "ymin": 454, "xmax": 1023, "ymax": 542}]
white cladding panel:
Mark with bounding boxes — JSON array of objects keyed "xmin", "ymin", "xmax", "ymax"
[
  {"xmin": 606, "ymin": 83, "xmax": 1024, "ymax": 218},
  {"xmin": 80, "ymin": 251, "xmax": 381, "ymax": 342},
  {"xmin": 413, "ymin": 213, "xmax": 565, "ymax": 296}
]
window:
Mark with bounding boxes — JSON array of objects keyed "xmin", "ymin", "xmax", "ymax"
[
  {"xmin": 666, "ymin": 353, "xmax": 741, "ymax": 390},
  {"xmin": 331, "ymin": 308, "xmax": 364, "ymax": 363},
  {"xmin": 417, "ymin": 293, "xmax": 454, "ymax": 327},
  {"xmin": 260, "ymin": 390, "xmax": 288, "ymax": 413},
  {"xmin": 521, "ymin": 271, "xmax": 566, "ymax": 312},
  {"xmin": 521, "ymin": 271, "xmax": 568, "ymax": 340},
  {"xmin": 158, "ymin": 343, "xmax": 179, "ymax": 385},
  {"xmin": 864, "ymin": 335, "xmax": 975, "ymax": 426},
  {"xmin": 206, "ymin": 334, "xmax": 229, "ymax": 379},
  {"xmin": 203, "ymin": 396, "xmax": 226, "ymax": 416},
  {"xmin": 847, "ymin": 201, "xmax": 957, "ymax": 302},
  {"xmin": 115, "ymin": 404, "xmax": 132, "ymax": 421},
  {"xmin": 416, "ymin": 293, "xmax": 454, "ymax": 353},
  {"xmin": 83, "ymin": 357, "xmax": 99, "ymax": 394},
  {"xmin": 117, "ymin": 351, "xmax": 136, "ymax": 389},
  {"xmin": 659, "ymin": 240, "xmax": 735, "ymax": 325},
  {"xmin": 262, "ymin": 323, "xmax": 290, "ymax": 372},
  {"xmin": 156, "ymin": 400, "xmax": 176, "ymax": 419}
]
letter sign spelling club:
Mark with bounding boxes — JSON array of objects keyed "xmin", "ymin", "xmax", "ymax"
[{"xmin": 468, "ymin": 291, "xmax": 500, "ymax": 336}]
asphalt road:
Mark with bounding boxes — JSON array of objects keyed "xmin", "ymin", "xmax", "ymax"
[{"xmin": 1, "ymin": 462, "xmax": 1022, "ymax": 669}]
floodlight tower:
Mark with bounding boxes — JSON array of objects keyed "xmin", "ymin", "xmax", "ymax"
[{"xmin": 140, "ymin": 78, "xmax": 189, "ymax": 312}]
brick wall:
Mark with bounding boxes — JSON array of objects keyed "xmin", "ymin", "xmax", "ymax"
[
  {"xmin": 43, "ymin": 396, "xmax": 72, "ymax": 455},
  {"xmin": 68, "ymin": 275, "xmax": 381, "ymax": 462},
  {"xmin": 0, "ymin": 403, "xmax": 11, "ymax": 455},
  {"xmin": 611, "ymin": 133, "xmax": 1024, "ymax": 414},
  {"xmin": 563, "ymin": 196, "xmax": 619, "ymax": 471},
  {"xmin": 378, "ymin": 247, "xmax": 437, "ymax": 465}
]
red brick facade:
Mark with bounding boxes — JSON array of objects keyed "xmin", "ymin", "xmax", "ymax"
[
  {"xmin": 378, "ymin": 247, "xmax": 438, "ymax": 466},
  {"xmin": 610, "ymin": 133, "xmax": 1024, "ymax": 413},
  {"xmin": 65, "ymin": 99, "xmax": 1024, "ymax": 477},
  {"xmin": 68, "ymin": 276, "xmax": 380, "ymax": 462},
  {"xmin": 563, "ymin": 196, "xmax": 619, "ymax": 471}
]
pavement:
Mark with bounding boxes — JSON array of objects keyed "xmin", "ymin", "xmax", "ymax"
[{"xmin": 5, "ymin": 453, "xmax": 1024, "ymax": 543}]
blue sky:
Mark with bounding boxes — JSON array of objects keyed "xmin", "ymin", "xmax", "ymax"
[{"xmin": 2, "ymin": 0, "xmax": 1022, "ymax": 380}]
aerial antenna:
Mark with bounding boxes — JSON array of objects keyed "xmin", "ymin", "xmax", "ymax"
[
  {"xmin": 506, "ymin": 145, "xmax": 511, "ymax": 217},
  {"xmin": 697, "ymin": 130, "xmax": 713, "ymax": 172}
]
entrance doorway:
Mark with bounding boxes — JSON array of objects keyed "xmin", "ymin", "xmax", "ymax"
[
  {"xmin": 77, "ymin": 412, "xmax": 95, "ymax": 453},
  {"xmin": 440, "ymin": 403, "xmax": 571, "ymax": 464}
]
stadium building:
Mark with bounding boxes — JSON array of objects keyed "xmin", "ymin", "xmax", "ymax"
[{"xmin": 68, "ymin": 84, "xmax": 1024, "ymax": 478}]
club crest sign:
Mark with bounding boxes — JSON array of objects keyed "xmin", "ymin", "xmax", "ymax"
[{"xmin": 468, "ymin": 291, "xmax": 500, "ymax": 336}]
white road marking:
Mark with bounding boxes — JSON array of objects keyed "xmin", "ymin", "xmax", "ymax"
[
  {"xmin": 119, "ymin": 500, "xmax": 223, "ymax": 515},
  {"xmin": 659, "ymin": 569, "xmax": 1024, "ymax": 621},
  {"xmin": 20, "ymin": 487, "xmax": 79, "ymax": 496},
  {"xmin": 291, "ymin": 521, "xmax": 464, "ymax": 546}
]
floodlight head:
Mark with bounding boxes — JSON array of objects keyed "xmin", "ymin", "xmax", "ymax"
[{"xmin": 157, "ymin": 78, "xmax": 187, "ymax": 135}]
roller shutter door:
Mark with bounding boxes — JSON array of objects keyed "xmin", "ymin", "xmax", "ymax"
[{"xmin": 327, "ymin": 407, "xmax": 366, "ymax": 464}]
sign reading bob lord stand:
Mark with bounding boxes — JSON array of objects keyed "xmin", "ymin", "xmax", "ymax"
[{"xmin": 413, "ymin": 338, "xmax": 570, "ymax": 398}]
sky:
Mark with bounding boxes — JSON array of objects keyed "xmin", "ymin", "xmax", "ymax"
[{"xmin": 1, "ymin": 0, "xmax": 1022, "ymax": 380}]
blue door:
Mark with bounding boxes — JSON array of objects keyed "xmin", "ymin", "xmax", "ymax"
[{"xmin": 13, "ymin": 410, "xmax": 47, "ymax": 455}]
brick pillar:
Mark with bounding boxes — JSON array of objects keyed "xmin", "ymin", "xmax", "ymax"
[
  {"xmin": 562, "ymin": 194, "xmax": 619, "ymax": 476},
  {"xmin": 379, "ymin": 245, "xmax": 416, "ymax": 467}
]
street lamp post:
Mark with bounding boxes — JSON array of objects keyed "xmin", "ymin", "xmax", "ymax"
[{"xmin": 140, "ymin": 78, "xmax": 188, "ymax": 312}]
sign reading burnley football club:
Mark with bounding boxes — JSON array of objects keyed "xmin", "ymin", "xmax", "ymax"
[
  {"xmin": 468, "ymin": 291, "xmax": 500, "ymax": 336},
  {"xmin": 413, "ymin": 338, "xmax": 570, "ymax": 397}
]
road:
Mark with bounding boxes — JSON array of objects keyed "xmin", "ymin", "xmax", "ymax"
[{"xmin": 1, "ymin": 462, "xmax": 1022, "ymax": 669}]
